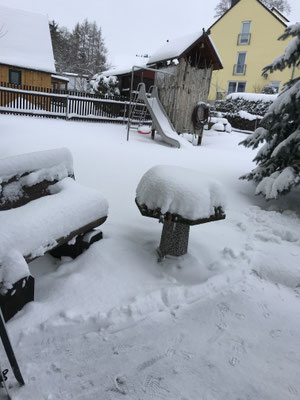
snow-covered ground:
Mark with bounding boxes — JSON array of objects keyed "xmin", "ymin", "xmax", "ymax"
[{"xmin": 1, "ymin": 114, "xmax": 300, "ymax": 399}]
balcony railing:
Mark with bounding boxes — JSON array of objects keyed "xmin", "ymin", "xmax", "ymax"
[
  {"xmin": 238, "ymin": 33, "xmax": 251, "ymax": 45},
  {"xmin": 233, "ymin": 64, "xmax": 247, "ymax": 75}
]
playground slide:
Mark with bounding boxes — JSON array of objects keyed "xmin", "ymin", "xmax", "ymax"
[{"xmin": 138, "ymin": 84, "xmax": 181, "ymax": 149}]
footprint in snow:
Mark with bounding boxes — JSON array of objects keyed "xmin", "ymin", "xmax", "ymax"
[
  {"xmin": 144, "ymin": 375, "xmax": 170, "ymax": 399},
  {"xmin": 270, "ymin": 329, "xmax": 282, "ymax": 338},
  {"xmin": 235, "ymin": 312, "xmax": 245, "ymax": 320},
  {"xmin": 229, "ymin": 357, "xmax": 239, "ymax": 366},
  {"xmin": 110, "ymin": 375, "xmax": 130, "ymax": 395},
  {"xmin": 288, "ymin": 384, "xmax": 298, "ymax": 395},
  {"xmin": 51, "ymin": 363, "xmax": 61, "ymax": 373},
  {"xmin": 137, "ymin": 354, "xmax": 165, "ymax": 372}
]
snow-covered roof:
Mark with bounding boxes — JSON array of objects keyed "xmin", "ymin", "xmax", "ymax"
[
  {"xmin": 147, "ymin": 32, "xmax": 222, "ymax": 70},
  {"xmin": 271, "ymin": 7, "xmax": 289, "ymax": 23},
  {"xmin": 62, "ymin": 72, "xmax": 89, "ymax": 78},
  {"xmin": 0, "ymin": 5, "xmax": 55, "ymax": 73},
  {"xmin": 51, "ymin": 74, "xmax": 69, "ymax": 82},
  {"xmin": 148, "ymin": 31, "xmax": 203, "ymax": 65},
  {"xmin": 102, "ymin": 64, "xmax": 148, "ymax": 77},
  {"xmin": 207, "ymin": 35, "xmax": 223, "ymax": 68}
]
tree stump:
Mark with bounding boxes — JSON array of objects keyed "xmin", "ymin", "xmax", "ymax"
[
  {"xmin": 135, "ymin": 165, "xmax": 226, "ymax": 263},
  {"xmin": 158, "ymin": 221, "xmax": 190, "ymax": 260}
]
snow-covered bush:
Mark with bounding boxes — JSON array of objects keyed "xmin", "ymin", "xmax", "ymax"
[
  {"xmin": 261, "ymin": 84, "xmax": 276, "ymax": 94},
  {"xmin": 215, "ymin": 93, "xmax": 276, "ymax": 117},
  {"xmin": 240, "ymin": 23, "xmax": 300, "ymax": 199},
  {"xmin": 214, "ymin": 94, "xmax": 273, "ymax": 131},
  {"xmin": 90, "ymin": 74, "xmax": 120, "ymax": 96}
]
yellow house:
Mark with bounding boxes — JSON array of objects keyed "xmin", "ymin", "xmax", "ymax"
[{"xmin": 208, "ymin": 0, "xmax": 300, "ymax": 100}]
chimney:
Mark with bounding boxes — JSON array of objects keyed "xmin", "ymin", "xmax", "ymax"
[{"xmin": 231, "ymin": 0, "xmax": 239, "ymax": 6}]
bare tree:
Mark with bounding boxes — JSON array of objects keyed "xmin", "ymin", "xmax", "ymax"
[
  {"xmin": 214, "ymin": 0, "xmax": 291, "ymax": 18},
  {"xmin": 214, "ymin": 0, "xmax": 231, "ymax": 18},
  {"xmin": 263, "ymin": 0, "xmax": 291, "ymax": 14}
]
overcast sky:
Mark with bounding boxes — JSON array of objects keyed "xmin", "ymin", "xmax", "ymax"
[{"xmin": 0, "ymin": 0, "xmax": 299, "ymax": 68}]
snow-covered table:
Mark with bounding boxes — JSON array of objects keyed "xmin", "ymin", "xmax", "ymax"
[
  {"xmin": 136, "ymin": 165, "xmax": 226, "ymax": 260},
  {"xmin": 0, "ymin": 148, "xmax": 108, "ymax": 321}
]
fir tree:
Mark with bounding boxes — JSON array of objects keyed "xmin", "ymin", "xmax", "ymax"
[
  {"xmin": 69, "ymin": 20, "xmax": 107, "ymax": 76},
  {"xmin": 240, "ymin": 23, "xmax": 300, "ymax": 199},
  {"xmin": 50, "ymin": 20, "xmax": 107, "ymax": 76},
  {"xmin": 49, "ymin": 20, "xmax": 72, "ymax": 73}
]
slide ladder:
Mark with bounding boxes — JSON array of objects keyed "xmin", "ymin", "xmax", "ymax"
[
  {"xmin": 127, "ymin": 83, "xmax": 149, "ymax": 129},
  {"xmin": 137, "ymin": 84, "xmax": 180, "ymax": 148}
]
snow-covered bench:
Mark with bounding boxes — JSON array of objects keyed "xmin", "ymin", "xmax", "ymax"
[
  {"xmin": 0, "ymin": 148, "xmax": 108, "ymax": 321},
  {"xmin": 136, "ymin": 165, "xmax": 226, "ymax": 261}
]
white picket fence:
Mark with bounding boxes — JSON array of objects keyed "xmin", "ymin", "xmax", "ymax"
[{"xmin": 0, "ymin": 86, "xmax": 133, "ymax": 123}]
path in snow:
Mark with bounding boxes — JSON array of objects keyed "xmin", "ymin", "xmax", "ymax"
[{"xmin": 5, "ymin": 273, "xmax": 300, "ymax": 400}]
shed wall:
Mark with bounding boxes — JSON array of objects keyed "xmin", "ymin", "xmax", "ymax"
[
  {"xmin": 0, "ymin": 64, "xmax": 52, "ymax": 88},
  {"xmin": 155, "ymin": 59, "xmax": 212, "ymax": 133}
]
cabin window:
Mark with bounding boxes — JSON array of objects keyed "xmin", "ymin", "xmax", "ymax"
[
  {"xmin": 9, "ymin": 69, "xmax": 22, "ymax": 85},
  {"xmin": 238, "ymin": 22, "xmax": 251, "ymax": 45},
  {"xmin": 228, "ymin": 81, "xmax": 246, "ymax": 94},
  {"xmin": 234, "ymin": 52, "xmax": 247, "ymax": 75}
]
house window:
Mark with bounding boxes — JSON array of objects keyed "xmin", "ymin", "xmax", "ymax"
[
  {"xmin": 270, "ymin": 81, "xmax": 281, "ymax": 93},
  {"xmin": 234, "ymin": 52, "xmax": 247, "ymax": 75},
  {"xmin": 9, "ymin": 69, "xmax": 22, "ymax": 85},
  {"xmin": 228, "ymin": 81, "xmax": 246, "ymax": 94},
  {"xmin": 238, "ymin": 21, "xmax": 251, "ymax": 45}
]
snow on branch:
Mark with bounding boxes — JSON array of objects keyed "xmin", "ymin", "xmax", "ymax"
[
  {"xmin": 239, "ymin": 22, "xmax": 300, "ymax": 199},
  {"xmin": 263, "ymin": 22, "xmax": 300, "ymax": 74}
]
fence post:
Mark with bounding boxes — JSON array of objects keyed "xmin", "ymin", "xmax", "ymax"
[{"xmin": 66, "ymin": 93, "xmax": 69, "ymax": 120}]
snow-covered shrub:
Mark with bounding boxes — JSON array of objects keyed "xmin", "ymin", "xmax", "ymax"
[
  {"xmin": 261, "ymin": 84, "xmax": 277, "ymax": 94},
  {"xmin": 90, "ymin": 74, "xmax": 120, "ymax": 96},
  {"xmin": 215, "ymin": 92, "xmax": 277, "ymax": 131},
  {"xmin": 215, "ymin": 94, "xmax": 276, "ymax": 117},
  {"xmin": 240, "ymin": 23, "xmax": 300, "ymax": 199}
]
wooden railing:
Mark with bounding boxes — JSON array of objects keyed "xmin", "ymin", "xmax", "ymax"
[{"xmin": 0, "ymin": 83, "xmax": 135, "ymax": 124}]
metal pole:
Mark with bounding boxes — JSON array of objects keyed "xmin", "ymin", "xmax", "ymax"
[
  {"xmin": 66, "ymin": 94, "xmax": 69, "ymax": 120},
  {"xmin": 126, "ymin": 67, "xmax": 135, "ymax": 141},
  {"xmin": 126, "ymin": 66, "xmax": 174, "ymax": 142},
  {"xmin": 0, "ymin": 309, "xmax": 24, "ymax": 386}
]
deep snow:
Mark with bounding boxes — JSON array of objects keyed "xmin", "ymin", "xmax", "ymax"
[{"xmin": 0, "ymin": 115, "xmax": 300, "ymax": 399}]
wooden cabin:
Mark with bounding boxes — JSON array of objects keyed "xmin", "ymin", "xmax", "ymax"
[
  {"xmin": 51, "ymin": 75, "xmax": 69, "ymax": 91},
  {"xmin": 146, "ymin": 31, "xmax": 223, "ymax": 134},
  {"xmin": 0, "ymin": 5, "xmax": 56, "ymax": 104}
]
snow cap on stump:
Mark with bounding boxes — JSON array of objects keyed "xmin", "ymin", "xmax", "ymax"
[{"xmin": 136, "ymin": 165, "xmax": 226, "ymax": 220}]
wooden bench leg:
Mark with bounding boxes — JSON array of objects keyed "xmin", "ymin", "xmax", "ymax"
[
  {"xmin": 157, "ymin": 221, "xmax": 190, "ymax": 261},
  {"xmin": 50, "ymin": 229, "xmax": 103, "ymax": 259},
  {"xmin": 0, "ymin": 276, "xmax": 34, "ymax": 322}
]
